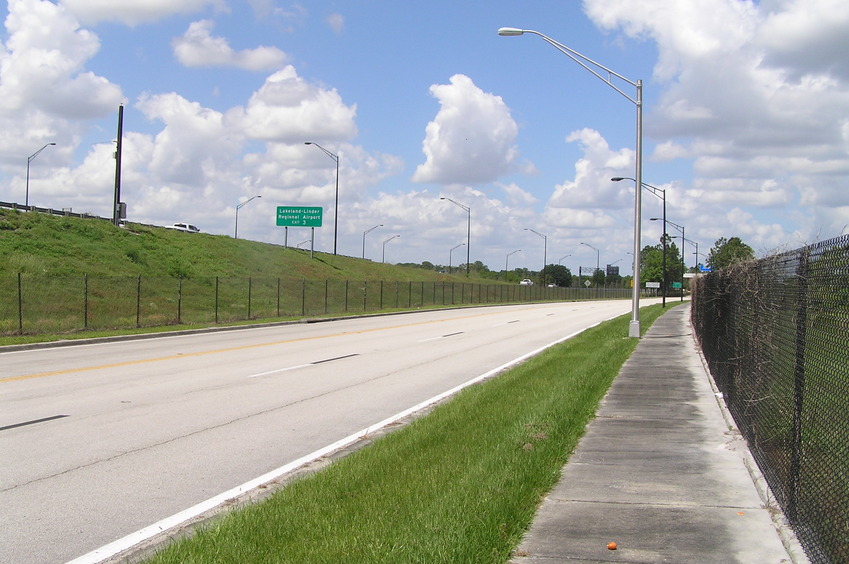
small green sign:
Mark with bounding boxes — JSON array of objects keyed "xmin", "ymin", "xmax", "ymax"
[
  {"xmin": 277, "ymin": 206, "xmax": 322, "ymax": 227},
  {"xmin": 672, "ymin": 282, "xmax": 683, "ymax": 289}
]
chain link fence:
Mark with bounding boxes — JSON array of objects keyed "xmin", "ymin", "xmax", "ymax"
[
  {"xmin": 0, "ymin": 275, "xmax": 633, "ymax": 336},
  {"xmin": 691, "ymin": 235, "xmax": 849, "ymax": 563}
]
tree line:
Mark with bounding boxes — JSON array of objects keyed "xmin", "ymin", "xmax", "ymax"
[{"xmin": 396, "ymin": 236, "xmax": 755, "ymax": 289}]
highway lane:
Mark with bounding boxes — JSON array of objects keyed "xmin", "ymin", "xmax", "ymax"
[{"xmin": 0, "ymin": 300, "xmax": 641, "ymax": 563}]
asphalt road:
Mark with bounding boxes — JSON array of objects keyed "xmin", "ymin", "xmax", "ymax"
[{"xmin": 1, "ymin": 300, "xmax": 640, "ymax": 564}]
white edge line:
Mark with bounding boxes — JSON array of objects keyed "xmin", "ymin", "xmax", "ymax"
[{"xmin": 66, "ymin": 313, "xmax": 617, "ymax": 564}]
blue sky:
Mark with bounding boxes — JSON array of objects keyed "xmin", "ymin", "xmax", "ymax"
[{"xmin": 2, "ymin": 0, "xmax": 848, "ymax": 274}]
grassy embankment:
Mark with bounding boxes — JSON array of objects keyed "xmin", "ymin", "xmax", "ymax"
[
  {"xmin": 0, "ymin": 209, "xmax": 485, "ymax": 344},
  {"xmin": 142, "ymin": 304, "xmax": 670, "ymax": 564}
]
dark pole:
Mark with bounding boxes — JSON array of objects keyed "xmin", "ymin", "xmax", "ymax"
[
  {"xmin": 334, "ymin": 156, "xmax": 339, "ymax": 255},
  {"xmin": 113, "ymin": 105, "xmax": 123, "ymax": 226},
  {"xmin": 661, "ymin": 194, "xmax": 667, "ymax": 307}
]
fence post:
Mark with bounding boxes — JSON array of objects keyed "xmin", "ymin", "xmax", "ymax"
[
  {"xmin": 17, "ymin": 272, "xmax": 23, "ymax": 334},
  {"xmin": 84, "ymin": 273, "xmax": 89, "ymax": 329},
  {"xmin": 177, "ymin": 276, "xmax": 183, "ymax": 324},
  {"xmin": 137, "ymin": 275, "xmax": 142, "ymax": 327},
  {"xmin": 788, "ymin": 247, "xmax": 809, "ymax": 523}
]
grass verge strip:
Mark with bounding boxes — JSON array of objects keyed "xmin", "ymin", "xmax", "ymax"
[{"xmin": 144, "ymin": 304, "xmax": 669, "ymax": 564}]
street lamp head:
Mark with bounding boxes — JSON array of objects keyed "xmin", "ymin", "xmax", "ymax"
[
  {"xmin": 498, "ymin": 27, "xmax": 525, "ymax": 36},
  {"xmin": 304, "ymin": 142, "xmax": 312, "ymax": 145},
  {"xmin": 650, "ymin": 217, "xmax": 660, "ymax": 221}
]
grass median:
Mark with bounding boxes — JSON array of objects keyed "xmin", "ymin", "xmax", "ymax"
[{"xmin": 144, "ymin": 304, "xmax": 670, "ymax": 564}]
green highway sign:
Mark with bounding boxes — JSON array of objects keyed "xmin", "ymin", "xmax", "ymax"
[{"xmin": 276, "ymin": 206, "xmax": 323, "ymax": 227}]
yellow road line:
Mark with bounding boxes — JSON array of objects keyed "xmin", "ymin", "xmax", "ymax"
[{"xmin": 2, "ymin": 307, "xmax": 533, "ymax": 384}]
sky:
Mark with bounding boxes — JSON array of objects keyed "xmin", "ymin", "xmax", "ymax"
[{"xmin": 1, "ymin": 0, "xmax": 848, "ymax": 274}]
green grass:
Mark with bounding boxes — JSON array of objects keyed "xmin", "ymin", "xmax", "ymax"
[
  {"xmin": 143, "ymin": 304, "xmax": 669, "ymax": 564},
  {"xmin": 0, "ymin": 208, "xmax": 474, "ymax": 281}
]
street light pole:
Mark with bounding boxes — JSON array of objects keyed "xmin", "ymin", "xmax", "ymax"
[
  {"xmin": 499, "ymin": 27, "xmax": 643, "ymax": 337},
  {"xmin": 382, "ymin": 234, "xmax": 400, "ymax": 263},
  {"xmin": 525, "ymin": 228, "xmax": 547, "ymax": 286},
  {"xmin": 653, "ymin": 218, "xmax": 685, "ymax": 302},
  {"xmin": 440, "ymin": 197, "xmax": 471, "ymax": 276},
  {"xmin": 506, "ymin": 249, "xmax": 521, "ymax": 272},
  {"xmin": 234, "ymin": 195, "xmax": 261, "ymax": 239},
  {"xmin": 362, "ymin": 224, "xmax": 382, "ymax": 259},
  {"xmin": 581, "ymin": 242, "xmax": 600, "ymax": 296},
  {"xmin": 305, "ymin": 142, "xmax": 339, "ymax": 255},
  {"xmin": 450, "ymin": 243, "xmax": 465, "ymax": 273},
  {"xmin": 25, "ymin": 142, "xmax": 56, "ymax": 208},
  {"xmin": 613, "ymin": 176, "xmax": 666, "ymax": 307}
]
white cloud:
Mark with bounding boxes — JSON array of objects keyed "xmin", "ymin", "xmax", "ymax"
[
  {"xmin": 225, "ymin": 66, "xmax": 357, "ymax": 143},
  {"xmin": 0, "ymin": 0, "xmax": 123, "ymax": 119},
  {"xmin": 59, "ymin": 0, "xmax": 226, "ymax": 26},
  {"xmin": 583, "ymin": 0, "xmax": 849, "ymax": 249},
  {"xmin": 412, "ymin": 74, "xmax": 521, "ymax": 185},
  {"xmin": 135, "ymin": 92, "xmax": 240, "ymax": 185},
  {"xmin": 547, "ymin": 128, "xmax": 635, "ymax": 212},
  {"xmin": 173, "ymin": 20, "xmax": 287, "ymax": 70},
  {"xmin": 758, "ymin": 0, "xmax": 849, "ymax": 82},
  {"xmin": 326, "ymin": 13, "xmax": 344, "ymax": 34}
]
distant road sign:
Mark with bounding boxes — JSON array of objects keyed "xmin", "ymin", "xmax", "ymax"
[
  {"xmin": 645, "ymin": 281, "xmax": 661, "ymax": 289},
  {"xmin": 672, "ymin": 282, "xmax": 683, "ymax": 289},
  {"xmin": 277, "ymin": 206, "xmax": 322, "ymax": 227}
]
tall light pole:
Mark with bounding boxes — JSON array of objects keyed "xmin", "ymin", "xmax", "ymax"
[
  {"xmin": 305, "ymin": 142, "xmax": 339, "ymax": 255},
  {"xmin": 506, "ymin": 249, "xmax": 521, "ymax": 272},
  {"xmin": 653, "ymin": 218, "xmax": 685, "ymax": 302},
  {"xmin": 450, "ymin": 243, "xmax": 465, "ymax": 273},
  {"xmin": 499, "ymin": 27, "xmax": 644, "ymax": 337},
  {"xmin": 25, "ymin": 142, "xmax": 56, "ymax": 208},
  {"xmin": 362, "ymin": 224, "xmax": 382, "ymax": 259},
  {"xmin": 613, "ymin": 176, "xmax": 666, "ymax": 307},
  {"xmin": 382, "ymin": 234, "xmax": 399, "ymax": 263},
  {"xmin": 234, "ymin": 195, "xmax": 261, "ymax": 239},
  {"xmin": 525, "ymin": 228, "xmax": 547, "ymax": 286},
  {"xmin": 440, "ymin": 197, "xmax": 471, "ymax": 276},
  {"xmin": 581, "ymin": 242, "xmax": 600, "ymax": 295}
]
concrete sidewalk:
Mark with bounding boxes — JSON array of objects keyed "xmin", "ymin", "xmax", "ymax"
[{"xmin": 510, "ymin": 304, "xmax": 808, "ymax": 564}]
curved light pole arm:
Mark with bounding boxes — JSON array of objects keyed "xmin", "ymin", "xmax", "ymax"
[{"xmin": 498, "ymin": 28, "xmax": 639, "ymax": 104}]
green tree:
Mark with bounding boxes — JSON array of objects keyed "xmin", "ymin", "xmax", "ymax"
[
  {"xmin": 541, "ymin": 264, "xmax": 572, "ymax": 287},
  {"xmin": 640, "ymin": 234, "xmax": 682, "ymax": 292},
  {"xmin": 707, "ymin": 237, "xmax": 754, "ymax": 270}
]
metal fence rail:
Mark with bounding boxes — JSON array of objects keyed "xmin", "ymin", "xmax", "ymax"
[
  {"xmin": 691, "ymin": 235, "xmax": 849, "ymax": 563},
  {"xmin": 0, "ymin": 274, "xmax": 633, "ymax": 336}
]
